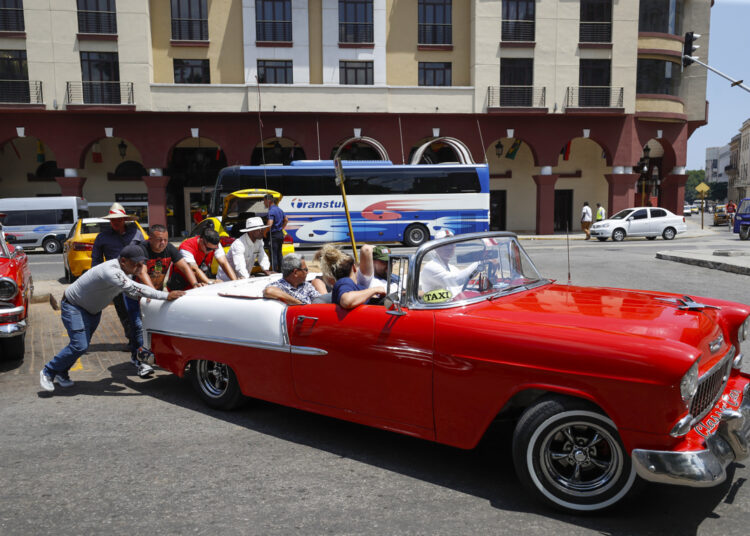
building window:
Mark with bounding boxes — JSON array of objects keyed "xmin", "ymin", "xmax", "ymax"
[
  {"xmin": 80, "ymin": 51, "xmax": 120, "ymax": 104},
  {"xmin": 418, "ymin": 0, "xmax": 451, "ymax": 45},
  {"xmin": 636, "ymin": 59, "xmax": 681, "ymax": 96},
  {"xmin": 502, "ymin": 0, "xmax": 534, "ymax": 42},
  {"xmin": 171, "ymin": 0, "xmax": 208, "ymax": 41},
  {"xmin": 0, "ymin": 0, "xmax": 24, "ymax": 32},
  {"xmin": 257, "ymin": 60, "xmax": 292, "ymax": 84},
  {"xmin": 639, "ymin": 0, "xmax": 683, "ymax": 35},
  {"xmin": 339, "ymin": 0, "xmax": 373, "ymax": 43},
  {"xmin": 174, "ymin": 59, "xmax": 210, "ymax": 84},
  {"xmin": 500, "ymin": 58, "xmax": 533, "ymax": 106},
  {"xmin": 419, "ymin": 62, "xmax": 451, "ymax": 86},
  {"xmin": 340, "ymin": 60, "xmax": 373, "ymax": 85},
  {"xmin": 77, "ymin": 0, "xmax": 117, "ymax": 34},
  {"xmin": 580, "ymin": 0, "xmax": 611, "ymax": 42},
  {"xmin": 256, "ymin": 0, "xmax": 291, "ymax": 42},
  {"xmin": 0, "ymin": 49, "xmax": 28, "ymax": 102},
  {"xmin": 579, "ymin": 59, "xmax": 611, "ymax": 106}
]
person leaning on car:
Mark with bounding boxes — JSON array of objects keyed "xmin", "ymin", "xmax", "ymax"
[
  {"xmin": 123, "ymin": 224, "xmax": 199, "ymax": 377},
  {"xmin": 39, "ymin": 245, "xmax": 185, "ymax": 393},
  {"xmin": 217, "ymin": 217, "xmax": 272, "ymax": 281},
  {"xmin": 167, "ymin": 227, "xmax": 236, "ymax": 290},
  {"xmin": 91, "ymin": 202, "xmax": 145, "ymax": 358},
  {"xmin": 263, "ymin": 253, "xmax": 320, "ymax": 305}
]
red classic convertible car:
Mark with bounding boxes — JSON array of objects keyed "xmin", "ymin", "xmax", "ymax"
[
  {"xmin": 0, "ymin": 214, "xmax": 32, "ymax": 360},
  {"xmin": 140, "ymin": 232, "xmax": 750, "ymax": 513}
]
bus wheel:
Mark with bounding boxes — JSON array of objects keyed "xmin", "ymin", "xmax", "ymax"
[
  {"xmin": 403, "ymin": 224, "xmax": 429, "ymax": 247},
  {"xmin": 43, "ymin": 238, "xmax": 61, "ymax": 254}
]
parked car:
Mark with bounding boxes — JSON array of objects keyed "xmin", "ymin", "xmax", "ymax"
[
  {"xmin": 63, "ymin": 218, "xmax": 148, "ymax": 283},
  {"xmin": 683, "ymin": 204, "xmax": 692, "ymax": 216},
  {"xmin": 733, "ymin": 198, "xmax": 750, "ymax": 240},
  {"xmin": 0, "ymin": 214, "xmax": 32, "ymax": 360},
  {"xmin": 140, "ymin": 231, "xmax": 750, "ymax": 513},
  {"xmin": 713, "ymin": 205, "xmax": 729, "ymax": 226},
  {"xmin": 590, "ymin": 207, "xmax": 687, "ymax": 241},
  {"xmin": 189, "ymin": 188, "xmax": 294, "ymax": 276},
  {"xmin": 691, "ymin": 204, "xmax": 700, "ymax": 214},
  {"xmin": 0, "ymin": 196, "xmax": 87, "ymax": 254}
]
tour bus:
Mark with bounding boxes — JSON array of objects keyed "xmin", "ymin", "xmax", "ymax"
[
  {"xmin": 0, "ymin": 196, "xmax": 88, "ymax": 254},
  {"xmin": 210, "ymin": 161, "xmax": 490, "ymax": 246}
]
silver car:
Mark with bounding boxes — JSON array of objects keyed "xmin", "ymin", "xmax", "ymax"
[{"xmin": 590, "ymin": 207, "xmax": 687, "ymax": 242}]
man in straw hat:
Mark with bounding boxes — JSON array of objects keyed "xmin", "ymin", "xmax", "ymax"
[
  {"xmin": 218, "ymin": 216, "xmax": 273, "ymax": 280},
  {"xmin": 91, "ymin": 202, "xmax": 146, "ymax": 355}
]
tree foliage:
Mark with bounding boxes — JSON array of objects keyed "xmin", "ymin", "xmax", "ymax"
[
  {"xmin": 684, "ymin": 169, "xmax": 705, "ymax": 203},
  {"xmin": 709, "ymin": 181, "xmax": 728, "ymax": 201}
]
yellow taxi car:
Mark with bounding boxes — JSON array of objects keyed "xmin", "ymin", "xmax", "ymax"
[
  {"xmin": 188, "ymin": 189, "xmax": 294, "ymax": 276},
  {"xmin": 713, "ymin": 205, "xmax": 730, "ymax": 226},
  {"xmin": 63, "ymin": 218, "xmax": 148, "ymax": 283}
]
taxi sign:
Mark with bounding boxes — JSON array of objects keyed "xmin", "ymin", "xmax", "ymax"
[{"xmin": 695, "ymin": 182, "xmax": 710, "ymax": 194}]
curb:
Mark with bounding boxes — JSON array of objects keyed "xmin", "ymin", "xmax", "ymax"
[{"xmin": 656, "ymin": 252, "xmax": 750, "ymax": 276}]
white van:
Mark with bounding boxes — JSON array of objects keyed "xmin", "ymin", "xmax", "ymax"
[{"xmin": 0, "ymin": 197, "xmax": 88, "ymax": 253}]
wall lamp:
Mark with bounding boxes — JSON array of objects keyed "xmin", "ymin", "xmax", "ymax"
[
  {"xmin": 432, "ymin": 128, "xmax": 440, "ymax": 138},
  {"xmin": 191, "ymin": 128, "xmax": 199, "ymax": 138},
  {"xmin": 16, "ymin": 127, "xmax": 25, "ymax": 138},
  {"xmin": 583, "ymin": 128, "xmax": 590, "ymax": 138},
  {"xmin": 104, "ymin": 127, "xmax": 113, "ymax": 138},
  {"xmin": 118, "ymin": 139, "xmax": 128, "ymax": 159},
  {"xmin": 275, "ymin": 128, "xmax": 283, "ymax": 138},
  {"xmin": 506, "ymin": 129, "xmax": 514, "ymax": 139},
  {"xmin": 353, "ymin": 128, "xmax": 362, "ymax": 138}
]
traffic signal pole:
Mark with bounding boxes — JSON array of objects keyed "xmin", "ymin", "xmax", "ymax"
[
  {"xmin": 683, "ymin": 31, "xmax": 750, "ymax": 94},
  {"xmin": 685, "ymin": 56, "xmax": 750, "ymax": 94}
]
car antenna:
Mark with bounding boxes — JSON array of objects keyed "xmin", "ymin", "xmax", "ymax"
[{"xmin": 566, "ymin": 223, "xmax": 572, "ymax": 285}]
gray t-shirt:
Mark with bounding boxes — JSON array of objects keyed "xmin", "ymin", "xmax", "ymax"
[{"xmin": 64, "ymin": 259, "xmax": 169, "ymax": 314}]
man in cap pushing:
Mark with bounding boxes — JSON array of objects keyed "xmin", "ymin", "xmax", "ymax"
[{"xmin": 40, "ymin": 245, "xmax": 185, "ymax": 393}]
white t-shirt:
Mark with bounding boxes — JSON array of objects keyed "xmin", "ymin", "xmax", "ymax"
[
  {"xmin": 420, "ymin": 255, "xmax": 479, "ymax": 299},
  {"xmin": 581, "ymin": 205, "xmax": 593, "ymax": 223},
  {"xmin": 217, "ymin": 234, "xmax": 269, "ymax": 281}
]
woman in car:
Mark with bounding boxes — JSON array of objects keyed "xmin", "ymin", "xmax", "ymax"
[{"xmin": 316, "ymin": 245, "xmax": 385, "ymax": 309}]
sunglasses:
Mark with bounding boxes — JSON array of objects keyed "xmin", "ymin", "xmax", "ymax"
[{"xmin": 296, "ymin": 267, "xmax": 309, "ymax": 273}]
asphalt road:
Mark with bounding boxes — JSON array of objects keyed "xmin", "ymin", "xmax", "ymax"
[{"xmin": 4, "ymin": 219, "xmax": 750, "ymax": 535}]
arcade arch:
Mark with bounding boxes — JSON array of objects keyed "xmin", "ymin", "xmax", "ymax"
[{"xmin": 251, "ymin": 136, "xmax": 307, "ymax": 165}]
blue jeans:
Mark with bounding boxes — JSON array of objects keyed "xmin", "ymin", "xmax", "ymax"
[
  {"xmin": 45, "ymin": 300, "xmax": 101, "ymax": 374},
  {"xmin": 123, "ymin": 295, "xmax": 143, "ymax": 357}
]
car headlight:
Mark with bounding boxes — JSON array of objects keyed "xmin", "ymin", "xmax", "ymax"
[
  {"xmin": 0, "ymin": 277, "xmax": 19, "ymax": 301},
  {"xmin": 680, "ymin": 361, "xmax": 699, "ymax": 403},
  {"xmin": 739, "ymin": 315, "xmax": 749, "ymax": 345}
]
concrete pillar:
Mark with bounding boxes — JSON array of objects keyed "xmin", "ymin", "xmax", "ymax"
[
  {"xmin": 661, "ymin": 173, "xmax": 688, "ymax": 215},
  {"xmin": 605, "ymin": 173, "xmax": 640, "ymax": 216},
  {"xmin": 54, "ymin": 173, "xmax": 87, "ymax": 198},
  {"xmin": 142, "ymin": 175, "xmax": 170, "ymax": 230},
  {"xmin": 532, "ymin": 174, "xmax": 559, "ymax": 235}
]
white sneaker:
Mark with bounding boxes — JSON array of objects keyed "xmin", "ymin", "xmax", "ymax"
[
  {"xmin": 53, "ymin": 374, "xmax": 74, "ymax": 388},
  {"xmin": 39, "ymin": 369, "xmax": 55, "ymax": 392},
  {"xmin": 136, "ymin": 362, "xmax": 154, "ymax": 378}
]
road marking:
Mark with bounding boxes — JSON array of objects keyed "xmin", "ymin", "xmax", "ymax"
[{"xmin": 70, "ymin": 358, "xmax": 83, "ymax": 371}]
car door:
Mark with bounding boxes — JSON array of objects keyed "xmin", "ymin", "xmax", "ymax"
[
  {"xmin": 287, "ymin": 303, "xmax": 435, "ymax": 431},
  {"xmin": 626, "ymin": 208, "xmax": 650, "ymax": 236},
  {"xmin": 649, "ymin": 208, "xmax": 668, "ymax": 235}
]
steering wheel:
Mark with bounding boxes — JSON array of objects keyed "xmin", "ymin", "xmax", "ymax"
[{"xmin": 462, "ymin": 262, "xmax": 491, "ymax": 292}]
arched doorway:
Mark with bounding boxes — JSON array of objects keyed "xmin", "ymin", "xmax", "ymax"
[
  {"xmin": 329, "ymin": 136, "xmax": 388, "ymax": 161},
  {"xmin": 250, "ymin": 136, "xmax": 307, "ymax": 165},
  {"xmin": 166, "ymin": 137, "xmax": 227, "ymax": 235},
  {"xmin": 0, "ymin": 136, "xmax": 62, "ymax": 197},
  {"xmin": 635, "ymin": 140, "xmax": 665, "ymax": 207},
  {"xmin": 486, "ymin": 136, "xmax": 536, "ymax": 232},
  {"xmin": 408, "ymin": 137, "xmax": 465, "ymax": 164}
]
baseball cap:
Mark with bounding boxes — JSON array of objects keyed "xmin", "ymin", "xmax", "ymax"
[
  {"xmin": 119, "ymin": 244, "xmax": 148, "ymax": 263},
  {"xmin": 435, "ymin": 229, "xmax": 454, "ymax": 239},
  {"xmin": 372, "ymin": 245, "xmax": 390, "ymax": 262}
]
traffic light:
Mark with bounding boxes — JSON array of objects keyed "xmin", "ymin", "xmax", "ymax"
[{"xmin": 683, "ymin": 32, "xmax": 701, "ymax": 67}]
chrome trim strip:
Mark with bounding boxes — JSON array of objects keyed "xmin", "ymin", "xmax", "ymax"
[
  {"xmin": 0, "ymin": 305, "xmax": 24, "ymax": 315},
  {"xmin": 145, "ymin": 328, "xmax": 327, "ymax": 356},
  {"xmin": 408, "ymin": 279, "xmax": 551, "ymax": 310},
  {"xmin": 734, "ymin": 352, "xmax": 744, "ymax": 370},
  {"xmin": 0, "ymin": 318, "xmax": 27, "ymax": 338},
  {"xmin": 633, "ymin": 383, "xmax": 750, "ymax": 487},
  {"xmin": 0, "ymin": 277, "xmax": 19, "ymax": 301}
]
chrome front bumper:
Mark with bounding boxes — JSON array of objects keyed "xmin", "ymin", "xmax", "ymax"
[
  {"xmin": 0, "ymin": 318, "xmax": 27, "ymax": 338},
  {"xmin": 632, "ymin": 383, "xmax": 750, "ymax": 487}
]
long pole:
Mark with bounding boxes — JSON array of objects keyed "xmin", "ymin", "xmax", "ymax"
[
  {"xmin": 334, "ymin": 157, "xmax": 358, "ymax": 263},
  {"xmin": 686, "ymin": 57, "xmax": 750, "ymax": 93}
]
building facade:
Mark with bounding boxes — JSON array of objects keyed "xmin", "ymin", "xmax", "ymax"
[{"xmin": 0, "ymin": 0, "xmax": 711, "ymax": 235}]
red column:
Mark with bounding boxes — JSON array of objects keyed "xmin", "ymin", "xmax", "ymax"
[
  {"xmin": 532, "ymin": 174, "xmax": 558, "ymax": 235},
  {"xmin": 54, "ymin": 176, "xmax": 87, "ymax": 198},
  {"xmin": 142, "ymin": 175, "xmax": 170, "ymax": 229},
  {"xmin": 605, "ymin": 173, "xmax": 639, "ymax": 216},
  {"xmin": 660, "ymin": 174, "xmax": 688, "ymax": 215}
]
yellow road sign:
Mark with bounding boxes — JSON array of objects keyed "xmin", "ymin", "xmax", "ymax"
[{"xmin": 695, "ymin": 182, "xmax": 710, "ymax": 193}]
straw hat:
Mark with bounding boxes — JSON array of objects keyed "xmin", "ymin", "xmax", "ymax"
[
  {"xmin": 240, "ymin": 216, "xmax": 271, "ymax": 232},
  {"xmin": 103, "ymin": 202, "xmax": 136, "ymax": 220}
]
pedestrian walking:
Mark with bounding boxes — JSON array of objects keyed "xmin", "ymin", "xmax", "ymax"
[
  {"xmin": 581, "ymin": 201, "xmax": 593, "ymax": 240},
  {"xmin": 264, "ymin": 193, "xmax": 288, "ymax": 272},
  {"xmin": 596, "ymin": 203, "xmax": 606, "ymax": 222},
  {"xmin": 39, "ymin": 245, "xmax": 185, "ymax": 393},
  {"xmin": 91, "ymin": 202, "xmax": 145, "ymax": 353}
]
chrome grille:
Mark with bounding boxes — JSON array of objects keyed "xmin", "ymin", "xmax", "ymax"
[{"xmin": 690, "ymin": 348, "xmax": 734, "ymax": 419}]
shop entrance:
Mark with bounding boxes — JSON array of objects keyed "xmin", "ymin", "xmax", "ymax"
[
  {"xmin": 490, "ymin": 190, "xmax": 507, "ymax": 231},
  {"xmin": 554, "ymin": 190, "xmax": 573, "ymax": 232}
]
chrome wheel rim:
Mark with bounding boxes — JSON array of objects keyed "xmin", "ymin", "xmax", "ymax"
[
  {"xmin": 539, "ymin": 420, "xmax": 623, "ymax": 497},
  {"xmin": 664, "ymin": 228, "xmax": 675, "ymax": 239},
  {"xmin": 408, "ymin": 227, "xmax": 426, "ymax": 244},
  {"xmin": 196, "ymin": 360, "xmax": 229, "ymax": 399}
]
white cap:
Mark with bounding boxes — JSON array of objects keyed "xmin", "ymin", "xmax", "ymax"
[{"xmin": 435, "ymin": 229, "xmax": 454, "ymax": 239}]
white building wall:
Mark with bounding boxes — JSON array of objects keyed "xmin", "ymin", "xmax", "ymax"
[
  {"xmin": 716, "ymin": 144, "xmax": 731, "ymax": 184},
  {"xmin": 242, "ymin": 0, "xmax": 310, "ymax": 85},
  {"xmin": 705, "ymin": 146, "xmax": 720, "ymax": 182}
]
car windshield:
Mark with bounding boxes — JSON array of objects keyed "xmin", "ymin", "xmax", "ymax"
[
  {"xmin": 417, "ymin": 236, "xmax": 543, "ymax": 305},
  {"xmin": 81, "ymin": 222, "xmax": 111, "ymax": 235},
  {"xmin": 225, "ymin": 198, "xmax": 268, "ymax": 219},
  {"xmin": 611, "ymin": 209, "xmax": 634, "ymax": 220},
  {"xmin": 738, "ymin": 200, "xmax": 750, "ymax": 214},
  {"xmin": 0, "ymin": 230, "xmax": 10, "ymax": 258}
]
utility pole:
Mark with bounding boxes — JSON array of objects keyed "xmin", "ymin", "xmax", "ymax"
[{"xmin": 683, "ymin": 32, "xmax": 750, "ymax": 94}]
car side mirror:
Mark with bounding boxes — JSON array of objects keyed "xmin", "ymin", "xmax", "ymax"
[{"xmin": 385, "ymin": 255, "xmax": 409, "ymax": 317}]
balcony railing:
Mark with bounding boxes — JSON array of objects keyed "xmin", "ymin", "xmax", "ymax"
[
  {"xmin": 579, "ymin": 21, "xmax": 611, "ymax": 43},
  {"xmin": 0, "ymin": 7, "xmax": 24, "ymax": 31},
  {"xmin": 256, "ymin": 20, "xmax": 292, "ymax": 41},
  {"xmin": 565, "ymin": 86, "xmax": 623, "ymax": 108},
  {"xmin": 488, "ymin": 86, "xmax": 545, "ymax": 108},
  {"xmin": 171, "ymin": 18, "xmax": 208, "ymax": 41},
  {"xmin": 66, "ymin": 81, "xmax": 133, "ymax": 105},
  {"xmin": 339, "ymin": 22, "xmax": 373, "ymax": 43},
  {"xmin": 501, "ymin": 19, "xmax": 534, "ymax": 41},
  {"xmin": 77, "ymin": 10, "xmax": 117, "ymax": 34},
  {"xmin": 418, "ymin": 23, "xmax": 452, "ymax": 45},
  {"xmin": 0, "ymin": 80, "xmax": 42, "ymax": 104}
]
